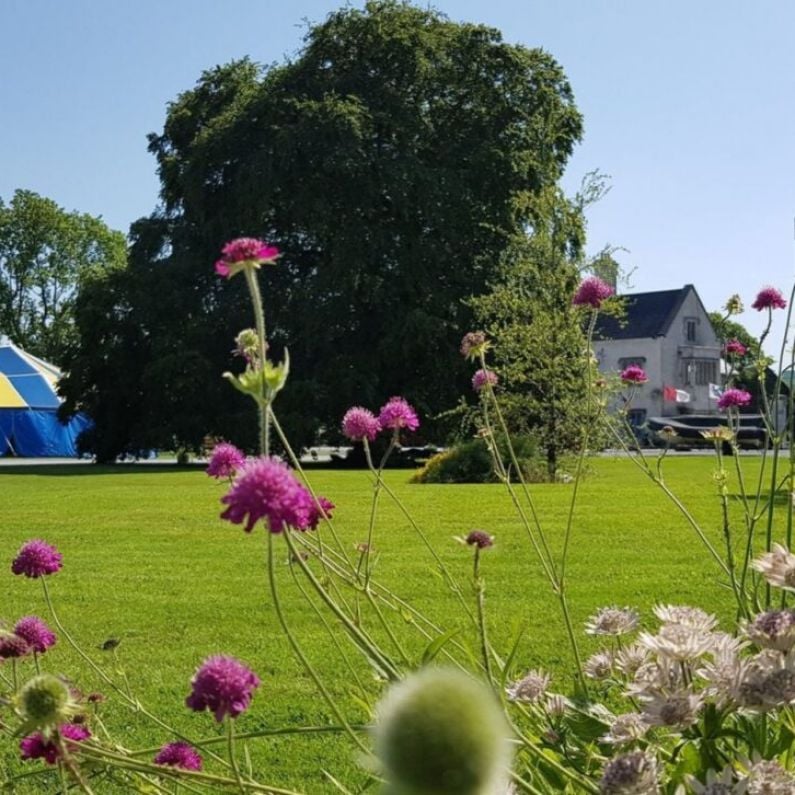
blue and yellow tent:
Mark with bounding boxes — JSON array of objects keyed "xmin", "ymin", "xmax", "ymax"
[{"xmin": 0, "ymin": 337, "xmax": 91, "ymax": 456}]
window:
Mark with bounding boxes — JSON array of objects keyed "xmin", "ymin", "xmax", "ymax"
[
  {"xmin": 618, "ymin": 356, "xmax": 646, "ymax": 369},
  {"xmin": 685, "ymin": 318, "xmax": 697, "ymax": 342},
  {"xmin": 682, "ymin": 359, "xmax": 717, "ymax": 385}
]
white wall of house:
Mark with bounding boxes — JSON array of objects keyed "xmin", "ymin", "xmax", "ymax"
[{"xmin": 595, "ymin": 287, "xmax": 721, "ymax": 419}]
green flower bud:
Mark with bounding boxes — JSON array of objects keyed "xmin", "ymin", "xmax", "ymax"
[
  {"xmin": 17, "ymin": 674, "xmax": 79, "ymax": 736},
  {"xmin": 374, "ymin": 668, "xmax": 511, "ymax": 795}
]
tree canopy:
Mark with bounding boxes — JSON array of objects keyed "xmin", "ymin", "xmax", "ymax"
[
  {"xmin": 61, "ymin": 1, "xmax": 584, "ymax": 457},
  {"xmin": 0, "ymin": 190, "xmax": 126, "ymax": 363}
]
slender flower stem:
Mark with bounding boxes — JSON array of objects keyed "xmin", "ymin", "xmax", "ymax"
[
  {"xmin": 227, "ymin": 718, "xmax": 246, "ymax": 794},
  {"xmin": 243, "ymin": 266, "xmax": 269, "ymax": 456},
  {"xmin": 266, "ymin": 533, "xmax": 372, "ymax": 755},
  {"xmin": 282, "ymin": 530, "xmax": 400, "ymax": 680},
  {"xmin": 473, "ymin": 548, "xmax": 493, "ymax": 683}
]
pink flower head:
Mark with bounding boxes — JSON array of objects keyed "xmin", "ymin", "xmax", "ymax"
[
  {"xmin": 220, "ymin": 456, "xmax": 334, "ymax": 533},
  {"xmin": 472, "ymin": 369, "xmax": 498, "ymax": 392},
  {"xmin": 186, "ymin": 655, "xmax": 260, "ymax": 722},
  {"xmin": 752, "ymin": 286, "xmax": 787, "ymax": 311},
  {"xmin": 718, "ymin": 388, "xmax": 752, "ymax": 410},
  {"xmin": 215, "ymin": 238, "xmax": 280, "ymax": 278},
  {"xmin": 342, "ymin": 407, "xmax": 381, "ymax": 442},
  {"xmin": 724, "ymin": 339, "xmax": 748, "ymax": 356},
  {"xmin": 460, "ymin": 331, "xmax": 488, "ymax": 359},
  {"xmin": 14, "ymin": 617, "xmax": 56, "ymax": 654},
  {"xmin": 378, "ymin": 397, "xmax": 420, "ymax": 432},
  {"xmin": 12, "ymin": 540, "xmax": 62, "ymax": 578},
  {"xmin": 154, "ymin": 741, "xmax": 203, "ymax": 771},
  {"xmin": 573, "ymin": 276, "xmax": 614, "ymax": 309},
  {"xmin": 466, "ymin": 530, "xmax": 494, "ymax": 549},
  {"xmin": 206, "ymin": 443, "xmax": 246, "ymax": 479},
  {"xmin": 620, "ymin": 365, "xmax": 648, "ymax": 385},
  {"xmin": 20, "ymin": 724, "xmax": 90, "ymax": 765}
]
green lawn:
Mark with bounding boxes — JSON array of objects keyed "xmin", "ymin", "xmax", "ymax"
[{"xmin": 1, "ymin": 456, "xmax": 788, "ymax": 792}]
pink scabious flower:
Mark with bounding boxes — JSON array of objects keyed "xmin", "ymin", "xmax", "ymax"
[
  {"xmin": 342, "ymin": 407, "xmax": 381, "ymax": 442},
  {"xmin": 465, "ymin": 530, "xmax": 494, "ymax": 549},
  {"xmin": 472, "ymin": 369, "xmax": 498, "ymax": 392},
  {"xmin": 0, "ymin": 633, "xmax": 30, "ymax": 659},
  {"xmin": 620, "ymin": 365, "xmax": 648, "ymax": 385},
  {"xmin": 724, "ymin": 339, "xmax": 748, "ymax": 356},
  {"xmin": 460, "ymin": 331, "xmax": 488, "ymax": 359},
  {"xmin": 154, "ymin": 741, "xmax": 203, "ymax": 771},
  {"xmin": 378, "ymin": 397, "xmax": 420, "ymax": 432},
  {"xmin": 14, "ymin": 617, "xmax": 56, "ymax": 654},
  {"xmin": 20, "ymin": 724, "xmax": 90, "ymax": 765},
  {"xmin": 752, "ymin": 286, "xmax": 787, "ymax": 311},
  {"xmin": 572, "ymin": 276, "xmax": 614, "ymax": 309},
  {"xmin": 186, "ymin": 655, "xmax": 260, "ymax": 722},
  {"xmin": 718, "ymin": 388, "xmax": 752, "ymax": 410},
  {"xmin": 220, "ymin": 456, "xmax": 334, "ymax": 533},
  {"xmin": 12, "ymin": 540, "xmax": 62, "ymax": 578},
  {"xmin": 206, "ymin": 442, "xmax": 246, "ymax": 479},
  {"xmin": 215, "ymin": 237, "xmax": 280, "ymax": 278}
]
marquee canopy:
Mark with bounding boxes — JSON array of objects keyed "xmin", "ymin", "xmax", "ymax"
[{"xmin": 0, "ymin": 336, "xmax": 91, "ymax": 456}]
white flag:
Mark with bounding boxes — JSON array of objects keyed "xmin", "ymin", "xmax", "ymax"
[
  {"xmin": 709, "ymin": 383, "xmax": 723, "ymax": 400},
  {"xmin": 675, "ymin": 389, "xmax": 691, "ymax": 403}
]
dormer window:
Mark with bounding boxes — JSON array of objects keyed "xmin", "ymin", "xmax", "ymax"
[{"xmin": 685, "ymin": 318, "xmax": 697, "ymax": 343}]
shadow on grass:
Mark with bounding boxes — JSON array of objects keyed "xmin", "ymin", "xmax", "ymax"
[{"xmin": 0, "ymin": 464, "xmax": 206, "ymax": 477}]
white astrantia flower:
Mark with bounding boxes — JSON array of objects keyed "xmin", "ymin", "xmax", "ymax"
[
  {"xmin": 584, "ymin": 650, "xmax": 614, "ymax": 680},
  {"xmin": 544, "ymin": 692, "xmax": 571, "ymax": 718},
  {"xmin": 743, "ymin": 609, "xmax": 795, "ymax": 652},
  {"xmin": 585, "ymin": 606, "xmax": 640, "ymax": 637},
  {"xmin": 600, "ymin": 712, "xmax": 649, "ymax": 746},
  {"xmin": 599, "ymin": 751, "xmax": 660, "ymax": 795},
  {"xmin": 653, "ymin": 604, "xmax": 719, "ymax": 632},
  {"xmin": 615, "ymin": 643, "xmax": 650, "ymax": 678},
  {"xmin": 734, "ymin": 649, "xmax": 795, "ymax": 712},
  {"xmin": 685, "ymin": 767, "xmax": 741, "ymax": 794},
  {"xmin": 505, "ymin": 669, "xmax": 550, "ymax": 703},
  {"xmin": 626, "ymin": 660, "xmax": 685, "ymax": 699},
  {"xmin": 743, "ymin": 758, "xmax": 795, "ymax": 793},
  {"xmin": 698, "ymin": 642, "xmax": 745, "ymax": 709},
  {"xmin": 752, "ymin": 543, "xmax": 795, "ymax": 592},
  {"xmin": 638, "ymin": 623, "xmax": 715, "ymax": 662},
  {"xmin": 640, "ymin": 690, "xmax": 703, "ymax": 730}
]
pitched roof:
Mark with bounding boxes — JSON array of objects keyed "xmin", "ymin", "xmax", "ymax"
[{"xmin": 593, "ymin": 285, "xmax": 695, "ymax": 340}]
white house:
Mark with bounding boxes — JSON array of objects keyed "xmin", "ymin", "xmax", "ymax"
[{"xmin": 593, "ymin": 284, "xmax": 721, "ymax": 427}]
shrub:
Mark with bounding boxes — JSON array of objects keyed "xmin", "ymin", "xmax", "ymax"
[{"xmin": 412, "ymin": 434, "xmax": 549, "ymax": 483}]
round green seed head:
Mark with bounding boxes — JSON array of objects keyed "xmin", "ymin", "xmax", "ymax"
[
  {"xmin": 18, "ymin": 674, "xmax": 75, "ymax": 732},
  {"xmin": 374, "ymin": 668, "xmax": 511, "ymax": 795}
]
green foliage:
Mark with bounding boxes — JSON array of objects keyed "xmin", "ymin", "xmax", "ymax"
[
  {"xmin": 61, "ymin": 1, "xmax": 583, "ymax": 458},
  {"xmin": 0, "ymin": 190, "xmax": 126, "ymax": 363},
  {"xmin": 412, "ymin": 434, "xmax": 547, "ymax": 483}
]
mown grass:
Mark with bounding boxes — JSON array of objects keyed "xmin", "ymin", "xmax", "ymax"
[{"xmin": 1, "ymin": 455, "xmax": 789, "ymax": 792}]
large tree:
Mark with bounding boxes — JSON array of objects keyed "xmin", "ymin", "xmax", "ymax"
[
  {"xmin": 62, "ymin": 0, "xmax": 583, "ymax": 456},
  {"xmin": 0, "ymin": 190, "xmax": 126, "ymax": 363}
]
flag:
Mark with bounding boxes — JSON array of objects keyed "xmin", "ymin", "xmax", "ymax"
[
  {"xmin": 663, "ymin": 385, "xmax": 691, "ymax": 403},
  {"xmin": 709, "ymin": 383, "xmax": 723, "ymax": 400}
]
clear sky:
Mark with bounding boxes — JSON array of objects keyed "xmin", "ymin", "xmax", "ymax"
[{"xmin": 3, "ymin": 0, "xmax": 795, "ymax": 355}]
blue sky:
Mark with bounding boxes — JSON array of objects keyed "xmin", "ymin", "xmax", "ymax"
[{"xmin": 3, "ymin": 0, "xmax": 795, "ymax": 354}]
